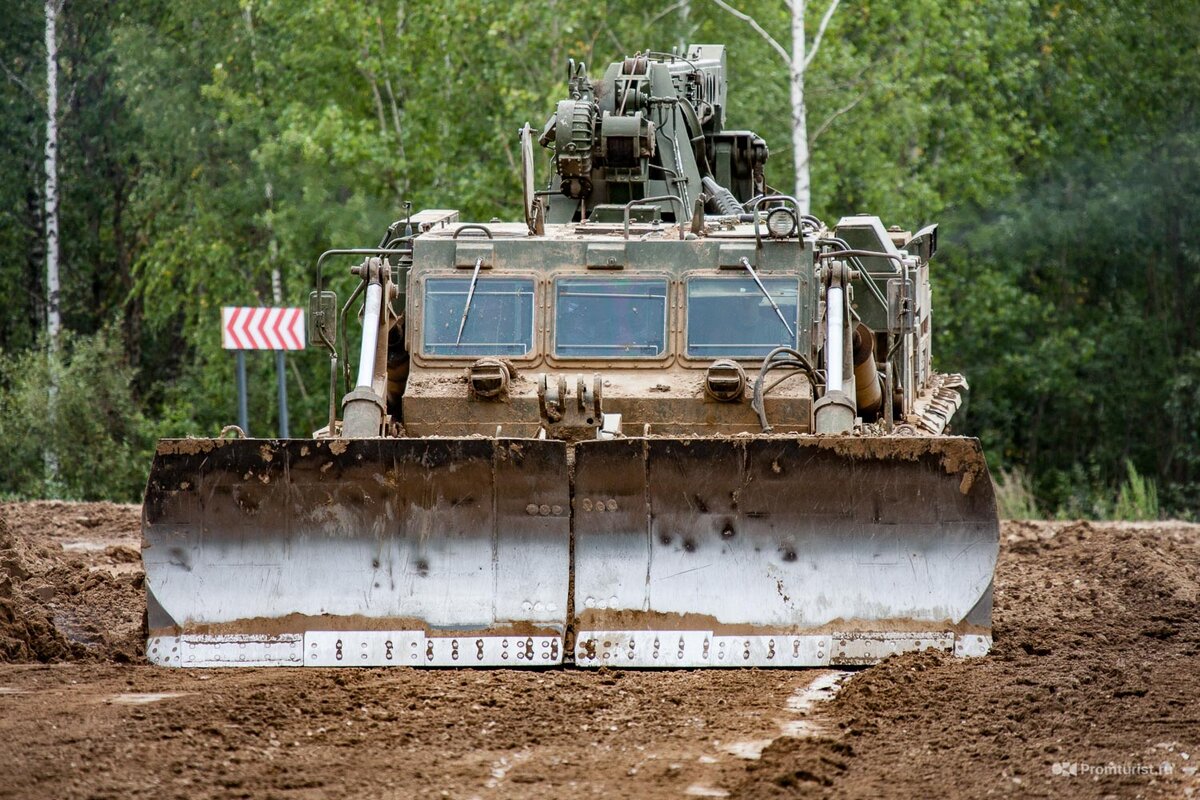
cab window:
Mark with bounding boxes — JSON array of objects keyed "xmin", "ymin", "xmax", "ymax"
[
  {"xmin": 686, "ymin": 276, "xmax": 799, "ymax": 358},
  {"xmin": 422, "ymin": 276, "xmax": 536, "ymax": 356},
  {"xmin": 554, "ymin": 277, "xmax": 669, "ymax": 358}
]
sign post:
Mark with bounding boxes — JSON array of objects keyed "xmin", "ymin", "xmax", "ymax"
[
  {"xmin": 275, "ymin": 351, "xmax": 289, "ymax": 438},
  {"xmin": 222, "ymin": 306, "xmax": 305, "ymax": 438},
  {"xmin": 235, "ymin": 350, "xmax": 250, "ymax": 434}
]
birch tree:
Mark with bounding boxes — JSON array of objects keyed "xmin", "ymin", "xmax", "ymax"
[
  {"xmin": 44, "ymin": 0, "xmax": 60, "ymax": 347},
  {"xmin": 43, "ymin": 0, "xmax": 61, "ymax": 485},
  {"xmin": 710, "ymin": 0, "xmax": 840, "ymax": 214}
]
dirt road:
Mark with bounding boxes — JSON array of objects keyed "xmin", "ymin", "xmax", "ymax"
[{"xmin": 1, "ymin": 501, "xmax": 1196, "ymax": 799}]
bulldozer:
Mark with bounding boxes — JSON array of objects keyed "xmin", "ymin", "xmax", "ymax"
[{"xmin": 142, "ymin": 45, "xmax": 998, "ymax": 669}]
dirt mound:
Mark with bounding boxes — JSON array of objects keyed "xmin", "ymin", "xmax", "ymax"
[
  {"xmin": 735, "ymin": 520, "xmax": 1200, "ymax": 798},
  {"xmin": 0, "ymin": 503, "xmax": 1196, "ymax": 798},
  {"xmin": 0, "ymin": 511, "xmax": 79, "ymax": 661},
  {"xmin": 0, "ymin": 501, "xmax": 144, "ymax": 664}
]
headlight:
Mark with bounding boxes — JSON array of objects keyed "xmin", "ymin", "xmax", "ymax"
[
  {"xmin": 766, "ymin": 207, "xmax": 798, "ymax": 239},
  {"xmin": 468, "ymin": 358, "xmax": 510, "ymax": 398},
  {"xmin": 705, "ymin": 359, "xmax": 747, "ymax": 402}
]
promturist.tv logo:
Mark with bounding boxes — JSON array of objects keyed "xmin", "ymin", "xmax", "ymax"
[{"xmin": 1051, "ymin": 761, "xmax": 1174, "ymax": 777}]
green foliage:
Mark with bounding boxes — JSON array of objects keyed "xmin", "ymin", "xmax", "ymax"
[
  {"xmin": 1049, "ymin": 463, "xmax": 1117, "ymax": 521},
  {"xmin": 1047, "ymin": 460, "xmax": 1162, "ymax": 522},
  {"xmin": 1114, "ymin": 460, "xmax": 1159, "ymax": 522},
  {"xmin": 1, "ymin": 0, "xmax": 1197, "ymax": 514},
  {"xmin": 993, "ymin": 468, "xmax": 1039, "ymax": 520},
  {"xmin": 0, "ymin": 331, "xmax": 153, "ymax": 502}
]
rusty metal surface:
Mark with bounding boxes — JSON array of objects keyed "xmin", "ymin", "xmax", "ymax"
[{"xmin": 401, "ymin": 368, "xmax": 812, "ymax": 438}]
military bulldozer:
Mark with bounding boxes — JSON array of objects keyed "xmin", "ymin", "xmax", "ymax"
[{"xmin": 143, "ymin": 45, "xmax": 998, "ymax": 669}]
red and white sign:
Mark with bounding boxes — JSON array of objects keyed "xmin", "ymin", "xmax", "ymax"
[{"xmin": 222, "ymin": 307, "xmax": 305, "ymax": 351}]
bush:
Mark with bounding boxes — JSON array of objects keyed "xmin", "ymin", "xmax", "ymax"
[
  {"xmin": 1114, "ymin": 459, "xmax": 1159, "ymax": 521},
  {"xmin": 993, "ymin": 467, "xmax": 1040, "ymax": 520},
  {"xmin": 0, "ymin": 330, "xmax": 152, "ymax": 502}
]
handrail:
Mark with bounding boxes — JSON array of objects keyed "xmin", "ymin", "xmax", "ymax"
[
  {"xmin": 746, "ymin": 194, "xmax": 803, "ymax": 248},
  {"xmin": 452, "ymin": 224, "xmax": 494, "ymax": 240},
  {"xmin": 623, "ymin": 194, "xmax": 687, "ymax": 240},
  {"xmin": 314, "ymin": 247, "xmax": 411, "ymax": 299},
  {"xmin": 816, "ymin": 248, "xmax": 905, "ymax": 267}
]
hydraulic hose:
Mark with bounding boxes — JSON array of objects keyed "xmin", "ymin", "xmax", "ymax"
[{"xmin": 751, "ymin": 347, "xmax": 817, "ymax": 432}]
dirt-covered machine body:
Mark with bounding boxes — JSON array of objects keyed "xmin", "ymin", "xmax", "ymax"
[{"xmin": 143, "ymin": 45, "xmax": 998, "ymax": 668}]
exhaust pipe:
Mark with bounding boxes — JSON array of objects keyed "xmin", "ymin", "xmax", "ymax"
[{"xmin": 853, "ymin": 322, "xmax": 883, "ymax": 416}]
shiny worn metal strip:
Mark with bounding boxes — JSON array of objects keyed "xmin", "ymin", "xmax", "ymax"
[
  {"xmin": 575, "ymin": 630, "xmax": 981, "ymax": 668},
  {"xmin": 302, "ymin": 632, "xmax": 562, "ymax": 668},
  {"xmin": 827, "ymin": 631, "xmax": 954, "ymax": 665},
  {"xmin": 424, "ymin": 635, "xmax": 562, "ymax": 667},
  {"xmin": 954, "ymin": 634, "xmax": 992, "ymax": 658},
  {"xmin": 144, "ymin": 634, "xmax": 304, "ymax": 667},
  {"xmin": 303, "ymin": 630, "xmax": 425, "ymax": 667},
  {"xmin": 575, "ymin": 631, "xmax": 837, "ymax": 668}
]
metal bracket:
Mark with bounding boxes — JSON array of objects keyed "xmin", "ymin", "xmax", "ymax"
[
  {"xmin": 887, "ymin": 277, "xmax": 915, "ymax": 335},
  {"xmin": 538, "ymin": 373, "xmax": 603, "ymax": 433},
  {"xmin": 537, "ymin": 373, "xmax": 568, "ymax": 423},
  {"xmin": 586, "ymin": 242, "xmax": 627, "ymax": 269}
]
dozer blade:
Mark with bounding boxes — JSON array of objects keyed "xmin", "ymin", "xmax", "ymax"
[
  {"xmin": 142, "ymin": 437, "xmax": 569, "ymax": 667},
  {"xmin": 572, "ymin": 436, "xmax": 999, "ymax": 668}
]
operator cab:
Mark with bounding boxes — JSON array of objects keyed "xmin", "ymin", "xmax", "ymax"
[{"xmin": 398, "ymin": 219, "xmax": 818, "ymax": 439}]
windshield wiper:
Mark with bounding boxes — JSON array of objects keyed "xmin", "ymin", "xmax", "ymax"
[
  {"xmin": 739, "ymin": 257, "xmax": 795, "ymax": 339},
  {"xmin": 454, "ymin": 257, "xmax": 484, "ymax": 345}
]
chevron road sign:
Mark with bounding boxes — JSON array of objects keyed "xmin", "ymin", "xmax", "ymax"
[
  {"xmin": 221, "ymin": 306, "xmax": 306, "ymax": 351},
  {"xmin": 221, "ymin": 306, "xmax": 305, "ymax": 439}
]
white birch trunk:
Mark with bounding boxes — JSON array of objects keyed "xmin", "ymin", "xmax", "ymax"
[
  {"xmin": 44, "ymin": 0, "xmax": 61, "ymax": 487},
  {"xmin": 711, "ymin": 0, "xmax": 839, "ymax": 215},
  {"xmin": 680, "ymin": 0, "xmax": 691, "ymax": 53},
  {"xmin": 790, "ymin": 0, "xmax": 811, "ymax": 214},
  {"xmin": 268, "ymin": 181, "xmax": 281, "ymax": 305},
  {"xmin": 44, "ymin": 0, "xmax": 60, "ymax": 346}
]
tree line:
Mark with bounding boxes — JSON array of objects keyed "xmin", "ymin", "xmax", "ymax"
[{"xmin": 0, "ymin": 0, "xmax": 1196, "ymax": 516}]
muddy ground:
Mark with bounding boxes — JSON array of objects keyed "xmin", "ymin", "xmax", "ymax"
[{"xmin": 0, "ymin": 501, "xmax": 1196, "ymax": 799}]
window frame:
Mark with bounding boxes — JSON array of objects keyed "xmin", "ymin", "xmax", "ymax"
[
  {"xmin": 680, "ymin": 272, "xmax": 803, "ymax": 364},
  {"xmin": 546, "ymin": 272, "xmax": 675, "ymax": 365},
  {"xmin": 414, "ymin": 272, "xmax": 542, "ymax": 364}
]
